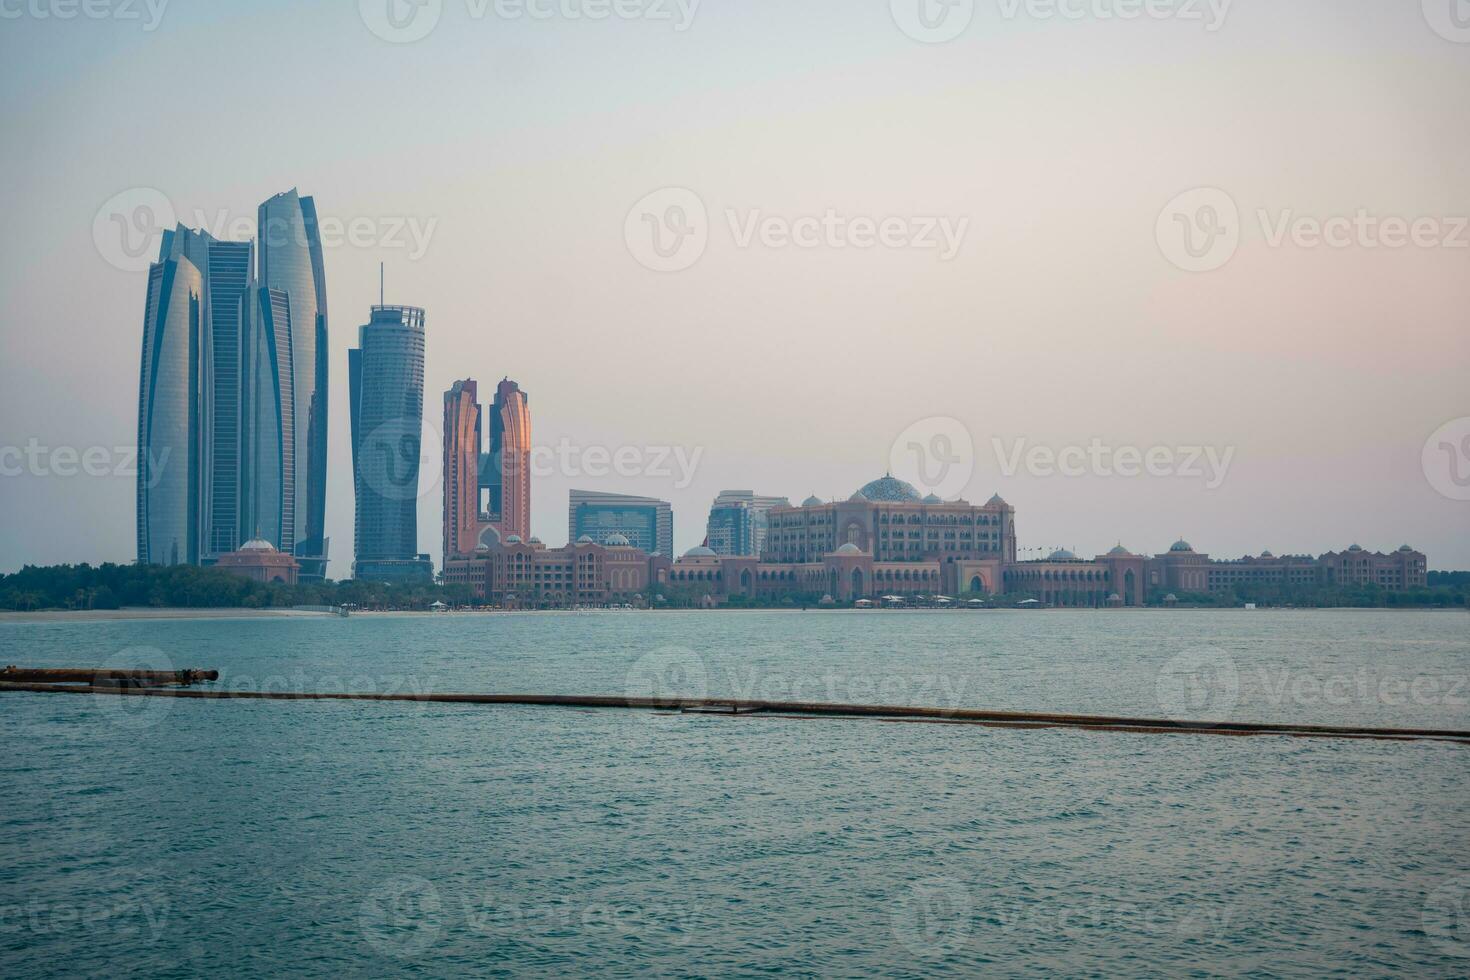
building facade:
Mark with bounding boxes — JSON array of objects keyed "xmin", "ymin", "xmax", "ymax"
[
  {"xmin": 349, "ymin": 304, "xmax": 431, "ymax": 583},
  {"xmin": 705, "ymin": 491, "xmax": 790, "ymax": 557},
  {"xmin": 136, "ymin": 247, "xmax": 204, "ymax": 566},
  {"xmin": 484, "ymin": 378, "xmax": 532, "ymax": 542},
  {"xmin": 257, "ymin": 189, "xmax": 329, "ymax": 580},
  {"xmin": 568, "ymin": 490, "xmax": 673, "ymax": 558},
  {"xmin": 442, "ymin": 534, "xmax": 667, "ymax": 607},
  {"xmin": 136, "ymin": 192, "xmax": 330, "ymax": 581},
  {"xmin": 442, "ymin": 379, "xmax": 483, "ymax": 563},
  {"xmin": 215, "ymin": 537, "xmax": 300, "ymax": 585},
  {"xmin": 651, "ymin": 475, "xmax": 1429, "ymax": 607}
]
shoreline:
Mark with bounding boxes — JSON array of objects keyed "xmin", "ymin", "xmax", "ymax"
[{"xmin": 0, "ymin": 605, "xmax": 1461, "ymax": 623}]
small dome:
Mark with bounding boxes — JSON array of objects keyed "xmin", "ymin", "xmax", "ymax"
[
  {"xmin": 1169, "ymin": 539, "xmax": 1194, "ymax": 553},
  {"xmin": 986, "ymin": 493, "xmax": 1009, "ymax": 508},
  {"xmin": 856, "ymin": 474, "xmax": 921, "ymax": 503},
  {"xmin": 1047, "ymin": 548, "xmax": 1078, "ymax": 561},
  {"xmin": 683, "ymin": 546, "xmax": 717, "ymax": 558},
  {"xmin": 239, "ymin": 538, "xmax": 276, "ymax": 552},
  {"xmin": 802, "ymin": 495, "xmax": 823, "ymax": 508},
  {"xmin": 834, "ymin": 542, "xmax": 863, "ymax": 555},
  {"xmin": 922, "ymin": 493, "xmax": 943, "ymax": 504},
  {"xmin": 1107, "ymin": 544, "xmax": 1131, "ymax": 556},
  {"xmin": 505, "ymin": 534, "xmax": 523, "ymax": 544},
  {"xmin": 576, "ymin": 535, "xmax": 594, "ymax": 544},
  {"xmin": 1399, "ymin": 544, "xmax": 1414, "ymax": 552},
  {"xmin": 1260, "ymin": 550, "xmax": 1274, "ymax": 558},
  {"xmin": 1107, "ymin": 593, "xmax": 1122, "ymax": 601},
  {"xmin": 604, "ymin": 533, "xmax": 630, "ymax": 547},
  {"xmin": 848, "ymin": 490, "xmax": 869, "ymax": 502},
  {"xmin": 528, "ymin": 536, "xmax": 543, "ymax": 544},
  {"xmin": 1347, "ymin": 543, "xmax": 1363, "ymax": 552},
  {"xmin": 1164, "ymin": 593, "xmax": 1178, "ymax": 601}
]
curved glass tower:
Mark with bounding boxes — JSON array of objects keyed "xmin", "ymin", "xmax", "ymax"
[
  {"xmin": 257, "ymin": 189, "xmax": 328, "ymax": 579},
  {"xmin": 136, "ymin": 251, "xmax": 203, "ymax": 565}
]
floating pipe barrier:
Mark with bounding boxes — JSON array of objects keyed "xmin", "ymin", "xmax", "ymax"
[
  {"xmin": 2, "ymin": 674, "xmax": 1468, "ymax": 745},
  {"xmin": 0, "ymin": 667, "xmax": 219, "ymax": 685}
]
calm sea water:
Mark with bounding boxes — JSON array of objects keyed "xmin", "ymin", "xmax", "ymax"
[{"xmin": 2, "ymin": 609, "xmax": 1468, "ymax": 976}]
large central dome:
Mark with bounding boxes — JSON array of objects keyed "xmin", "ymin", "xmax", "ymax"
[{"xmin": 856, "ymin": 474, "xmax": 922, "ymax": 502}]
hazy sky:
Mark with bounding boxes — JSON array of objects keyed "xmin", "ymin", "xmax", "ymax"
[{"xmin": 2, "ymin": 0, "xmax": 1468, "ymax": 576}]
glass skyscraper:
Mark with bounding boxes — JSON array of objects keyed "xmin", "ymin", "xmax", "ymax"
[
  {"xmin": 705, "ymin": 491, "xmax": 791, "ymax": 557},
  {"xmin": 349, "ymin": 304, "xmax": 432, "ymax": 582},
  {"xmin": 568, "ymin": 490, "xmax": 673, "ymax": 558},
  {"xmin": 136, "ymin": 249, "xmax": 203, "ymax": 566},
  {"xmin": 136, "ymin": 191, "xmax": 329, "ymax": 578},
  {"xmin": 257, "ymin": 189, "xmax": 329, "ymax": 580}
]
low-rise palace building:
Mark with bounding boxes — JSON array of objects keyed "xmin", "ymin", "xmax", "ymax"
[
  {"xmin": 657, "ymin": 475, "xmax": 1429, "ymax": 608},
  {"xmin": 444, "ymin": 475, "xmax": 1429, "ymax": 608},
  {"xmin": 215, "ymin": 537, "xmax": 301, "ymax": 585}
]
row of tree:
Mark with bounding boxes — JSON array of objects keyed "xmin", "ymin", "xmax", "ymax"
[
  {"xmin": 0, "ymin": 563, "xmax": 476, "ymax": 612},
  {"xmin": 2, "ymin": 562, "xmax": 1466, "ymax": 612}
]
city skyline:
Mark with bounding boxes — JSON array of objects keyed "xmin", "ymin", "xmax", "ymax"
[{"xmin": 2, "ymin": 2, "xmax": 1467, "ymax": 575}]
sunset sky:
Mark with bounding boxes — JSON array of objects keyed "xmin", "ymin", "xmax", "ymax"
[{"xmin": 2, "ymin": 0, "xmax": 1467, "ymax": 575}]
